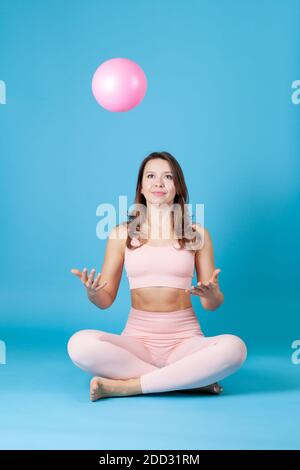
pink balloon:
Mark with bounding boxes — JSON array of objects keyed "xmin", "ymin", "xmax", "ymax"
[{"xmin": 91, "ymin": 58, "xmax": 147, "ymax": 112}]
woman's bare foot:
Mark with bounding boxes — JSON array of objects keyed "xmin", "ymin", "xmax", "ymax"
[
  {"xmin": 90, "ymin": 377, "xmax": 106, "ymax": 401},
  {"xmin": 182, "ymin": 382, "xmax": 224, "ymax": 395},
  {"xmin": 90, "ymin": 376, "xmax": 142, "ymax": 401},
  {"xmin": 90, "ymin": 377, "xmax": 223, "ymax": 401}
]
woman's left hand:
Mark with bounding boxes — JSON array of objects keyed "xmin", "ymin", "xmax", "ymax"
[{"xmin": 185, "ymin": 269, "xmax": 221, "ymax": 299}]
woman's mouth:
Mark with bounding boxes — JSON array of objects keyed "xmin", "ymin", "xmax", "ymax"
[{"xmin": 151, "ymin": 191, "xmax": 166, "ymax": 197}]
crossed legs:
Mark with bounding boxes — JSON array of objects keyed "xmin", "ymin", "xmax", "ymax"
[{"xmin": 67, "ymin": 329, "xmax": 247, "ymax": 400}]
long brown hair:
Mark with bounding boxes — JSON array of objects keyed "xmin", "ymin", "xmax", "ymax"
[{"xmin": 125, "ymin": 151, "xmax": 202, "ymax": 251}]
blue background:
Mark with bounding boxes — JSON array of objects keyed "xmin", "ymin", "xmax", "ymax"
[{"xmin": 0, "ymin": 0, "xmax": 299, "ymax": 450}]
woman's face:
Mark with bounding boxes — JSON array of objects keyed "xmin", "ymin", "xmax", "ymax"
[{"xmin": 140, "ymin": 158, "xmax": 177, "ymax": 206}]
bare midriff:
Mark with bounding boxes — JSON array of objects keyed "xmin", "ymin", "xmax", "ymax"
[
  {"xmin": 130, "ymin": 286, "xmax": 193, "ymax": 312},
  {"xmin": 124, "ymin": 236, "xmax": 194, "ymax": 313}
]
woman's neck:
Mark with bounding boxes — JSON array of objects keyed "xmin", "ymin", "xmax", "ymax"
[
  {"xmin": 141, "ymin": 222, "xmax": 174, "ymax": 241},
  {"xmin": 144, "ymin": 204, "xmax": 174, "ymax": 240}
]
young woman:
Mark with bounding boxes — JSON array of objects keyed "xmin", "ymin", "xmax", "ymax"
[{"xmin": 68, "ymin": 151, "xmax": 247, "ymax": 401}]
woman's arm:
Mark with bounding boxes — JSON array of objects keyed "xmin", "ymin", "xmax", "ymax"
[
  {"xmin": 88, "ymin": 223, "xmax": 126, "ymax": 310},
  {"xmin": 87, "ymin": 286, "xmax": 114, "ymax": 310},
  {"xmin": 194, "ymin": 224, "xmax": 224, "ymax": 311}
]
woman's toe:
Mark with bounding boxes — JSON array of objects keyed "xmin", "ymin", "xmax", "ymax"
[{"xmin": 213, "ymin": 383, "xmax": 224, "ymax": 394}]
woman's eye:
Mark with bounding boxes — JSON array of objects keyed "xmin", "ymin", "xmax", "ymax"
[{"xmin": 146, "ymin": 174, "xmax": 172, "ymax": 179}]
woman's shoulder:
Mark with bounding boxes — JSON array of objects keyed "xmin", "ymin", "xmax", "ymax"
[
  {"xmin": 106, "ymin": 223, "xmax": 128, "ymax": 259},
  {"xmin": 109, "ymin": 222, "xmax": 128, "ymax": 242},
  {"xmin": 192, "ymin": 223, "xmax": 210, "ymax": 235},
  {"xmin": 191, "ymin": 223, "xmax": 209, "ymax": 251}
]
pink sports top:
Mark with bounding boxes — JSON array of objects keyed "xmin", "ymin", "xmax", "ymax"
[{"xmin": 124, "ymin": 237, "xmax": 195, "ymax": 290}]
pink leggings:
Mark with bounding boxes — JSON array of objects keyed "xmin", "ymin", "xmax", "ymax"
[{"xmin": 67, "ymin": 306, "xmax": 247, "ymax": 394}]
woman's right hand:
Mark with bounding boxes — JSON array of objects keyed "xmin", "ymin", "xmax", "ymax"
[{"xmin": 70, "ymin": 268, "xmax": 108, "ymax": 296}]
